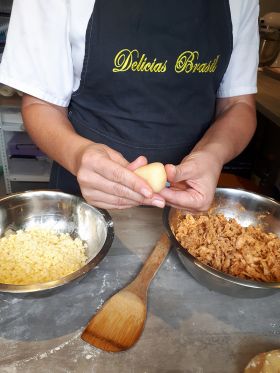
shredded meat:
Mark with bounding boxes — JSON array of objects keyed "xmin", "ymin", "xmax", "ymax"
[{"xmin": 174, "ymin": 213, "xmax": 280, "ymax": 282}]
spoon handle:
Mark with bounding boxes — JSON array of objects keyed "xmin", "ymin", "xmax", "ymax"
[{"xmin": 127, "ymin": 233, "xmax": 171, "ymax": 299}]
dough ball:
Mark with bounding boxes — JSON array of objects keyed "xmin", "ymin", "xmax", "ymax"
[{"xmin": 134, "ymin": 162, "xmax": 167, "ymax": 193}]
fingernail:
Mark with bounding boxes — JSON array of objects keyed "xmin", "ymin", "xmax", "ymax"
[
  {"xmin": 152, "ymin": 199, "xmax": 165, "ymax": 208},
  {"xmin": 141, "ymin": 188, "xmax": 153, "ymax": 198}
]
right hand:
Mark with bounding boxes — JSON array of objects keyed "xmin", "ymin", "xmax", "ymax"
[{"xmin": 76, "ymin": 143, "xmax": 166, "ymax": 209}]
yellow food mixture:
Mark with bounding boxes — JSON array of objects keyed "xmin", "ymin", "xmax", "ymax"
[{"xmin": 0, "ymin": 227, "xmax": 88, "ymax": 285}]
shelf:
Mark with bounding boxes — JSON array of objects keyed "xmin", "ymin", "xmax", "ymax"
[
  {"xmin": 0, "ymin": 103, "xmax": 52, "ymax": 193},
  {"xmin": 2, "ymin": 123, "xmax": 25, "ymax": 131},
  {"xmin": 7, "ymin": 157, "xmax": 52, "ymax": 182},
  {"xmin": 0, "ymin": 108, "xmax": 24, "ymax": 131},
  {"xmin": 1, "ymin": 108, "xmax": 23, "ymax": 123}
]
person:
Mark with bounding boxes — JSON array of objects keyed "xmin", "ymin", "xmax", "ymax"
[{"xmin": 0, "ymin": 0, "xmax": 259, "ymax": 211}]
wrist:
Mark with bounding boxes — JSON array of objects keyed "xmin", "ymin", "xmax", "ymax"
[
  {"xmin": 70, "ymin": 137, "xmax": 94, "ymax": 176},
  {"xmin": 191, "ymin": 142, "xmax": 227, "ymax": 170}
]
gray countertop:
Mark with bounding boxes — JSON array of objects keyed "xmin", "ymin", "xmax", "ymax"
[{"xmin": 0, "ymin": 207, "xmax": 279, "ymax": 373}]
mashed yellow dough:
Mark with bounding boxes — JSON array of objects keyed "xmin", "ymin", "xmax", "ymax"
[{"xmin": 0, "ymin": 227, "xmax": 88, "ymax": 285}]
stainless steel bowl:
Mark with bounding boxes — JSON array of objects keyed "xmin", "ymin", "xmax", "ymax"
[
  {"xmin": 0, "ymin": 190, "xmax": 114, "ymax": 294},
  {"xmin": 163, "ymin": 188, "xmax": 280, "ymax": 298}
]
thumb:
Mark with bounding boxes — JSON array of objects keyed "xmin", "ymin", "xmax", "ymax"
[
  {"xmin": 165, "ymin": 164, "xmax": 177, "ymax": 182},
  {"xmin": 166, "ymin": 162, "xmax": 194, "ymax": 183}
]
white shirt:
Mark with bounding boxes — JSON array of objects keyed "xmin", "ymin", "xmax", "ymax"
[{"xmin": 0, "ymin": 0, "xmax": 259, "ymax": 107}]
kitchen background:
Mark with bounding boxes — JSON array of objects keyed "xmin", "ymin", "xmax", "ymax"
[
  {"xmin": 260, "ymin": 0, "xmax": 280, "ymax": 15},
  {"xmin": 0, "ymin": 0, "xmax": 279, "ymax": 198}
]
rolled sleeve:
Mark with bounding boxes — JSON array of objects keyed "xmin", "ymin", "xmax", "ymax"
[
  {"xmin": 0, "ymin": 0, "xmax": 74, "ymax": 107},
  {"xmin": 217, "ymin": 0, "xmax": 259, "ymax": 98}
]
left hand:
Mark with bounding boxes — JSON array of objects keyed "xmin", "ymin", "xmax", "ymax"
[{"xmin": 159, "ymin": 150, "xmax": 223, "ymax": 212}]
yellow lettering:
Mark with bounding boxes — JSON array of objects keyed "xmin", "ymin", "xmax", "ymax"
[
  {"xmin": 198, "ymin": 63, "xmax": 207, "ymax": 73},
  {"xmin": 149, "ymin": 58, "xmax": 157, "ymax": 72},
  {"xmin": 161, "ymin": 61, "xmax": 168, "ymax": 72},
  {"xmin": 210, "ymin": 55, "xmax": 220, "ymax": 72},
  {"xmin": 113, "ymin": 49, "xmax": 139, "ymax": 72},
  {"xmin": 140, "ymin": 57, "xmax": 148, "ymax": 71},
  {"xmin": 144, "ymin": 63, "xmax": 151, "ymax": 72},
  {"xmin": 113, "ymin": 50, "xmax": 167, "ymax": 73},
  {"xmin": 175, "ymin": 52, "xmax": 220, "ymax": 74},
  {"xmin": 131, "ymin": 61, "xmax": 138, "ymax": 71},
  {"xmin": 192, "ymin": 63, "xmax": 200, "ymax": 73},
  {"xmin": 112, "ymin": 49, "xmax": 220, "ymax": 75},
  {"xmin": 203, "ymin": 62, "xmax": 211, "ymax": 72},
  {"xmin": 175, "ymin": 51, "xmax": 199, "ymax": 73},
  {"xmin": 154, "ymin": 63, "xmax": 162, "ymax": 72},
  {"xmin": 135, "ymin": 54, "xmax": 145, "ymax": 71}
]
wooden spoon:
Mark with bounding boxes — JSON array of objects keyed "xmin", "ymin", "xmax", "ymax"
[{"xmin": 81, "ymin": 233, "xmax": 171, "ymax": 352}]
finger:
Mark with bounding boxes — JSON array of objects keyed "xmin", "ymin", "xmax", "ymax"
[
  {"xmin": 79, "ymin": 171, "xmax": 151, "ymax": 204},
  {"xmin": 127, "ymin": 156, "xmax": 148, "ymax": 171},
  {"xmin": 159, "ymin": 187, "xmax": 204, "ymax": 211},
  {"xmin": 83, "ymin": 189, "xmax": 139, "ymax": 208},
  {"xmin": 88, "ymin": 200, "xmax": 137, "ymax": 210},
  {"xmin": 165, "ymin": 164, "xmax": 177, "ymax": 182},
  {"xmin": 166, "ymin": 161, "xmax": 195, "ymax": 183},
  {"xmin": 107, "ymin": 148, "xmax": 130, "ymax": 168},
  {"xmin": 168, "ymin": 181, "xmax": 188, "ymax": 191},
  {"xmin": 93, "ymin": 158, "xmax": 154, "ymax": 199},
  {"xmin": 83, "ymin": 188, "xmax": 165, "ymax": 209}
]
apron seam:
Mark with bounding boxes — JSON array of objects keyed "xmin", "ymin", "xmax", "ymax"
[
  {"xmin": 72, "ymin": 11, "xmax": 95, "ymax": 98},
  {"xmin": 222, "ymin": 0, "xmax": 233, "ymax": 78}
]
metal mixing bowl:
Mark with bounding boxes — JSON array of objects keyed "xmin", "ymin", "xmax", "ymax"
[
  {"xmin": 163, "ymin": 188, "xmax": 280, "ymax": 298},
  {"xmin": 0, "ymin": 190, "xmax": 114, "ymax": 294}
]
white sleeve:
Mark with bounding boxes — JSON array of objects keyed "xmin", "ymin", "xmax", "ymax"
[
  {"xmin": 217, "ymin": 0, "xmax": 259, "ymax": 98},
  {"xmin": 0, "ymin": 0, "xmax": 73, "ymax": 107}
]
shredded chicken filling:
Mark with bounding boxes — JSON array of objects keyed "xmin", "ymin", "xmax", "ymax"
[{"xmin": 174, "ymin": 214, "xmax": 280, "ymax": 282}]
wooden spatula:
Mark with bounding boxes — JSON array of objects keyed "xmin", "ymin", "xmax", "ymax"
[{"xmin": 81, "ymin": 233, "xmax": 171, "ymax": 352}]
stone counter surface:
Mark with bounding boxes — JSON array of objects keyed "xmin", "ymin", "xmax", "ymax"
[{"xmin": 0, "ymin": 207, "xmax": 279, "ymax": 373}]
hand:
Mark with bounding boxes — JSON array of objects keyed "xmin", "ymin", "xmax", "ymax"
[
  {"xmin": 159, "ymin": 150, "xmax": 223, "ymax": 212},
  {"xmin": 76, "ymin": 143, "xmax": 166, "ymax": 209}
]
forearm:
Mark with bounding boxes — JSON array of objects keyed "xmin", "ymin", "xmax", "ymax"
[
  {"xmin": 161, "ymin": 95, "xmax": 257, "ymax": 211},
  {"xmin": 21, "ymin": 95, "xmax": 92, "ymax": 175},
  {"xmin": 192, "ymin": 94, "xmax": 257, "ymax": 167}
]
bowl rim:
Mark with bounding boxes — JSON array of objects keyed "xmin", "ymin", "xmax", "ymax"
[
  {"xmin": 162, "ymin": 187, "xmax": 280, "ymax": 290},
  {"xmin": 0, "ymin": 190, "xmax": 114, "ymax": 293}
]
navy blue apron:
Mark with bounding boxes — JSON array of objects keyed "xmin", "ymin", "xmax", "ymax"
[{"xmin": 50, "ymin": 0, "xmax": 233, "ymax": 194}]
